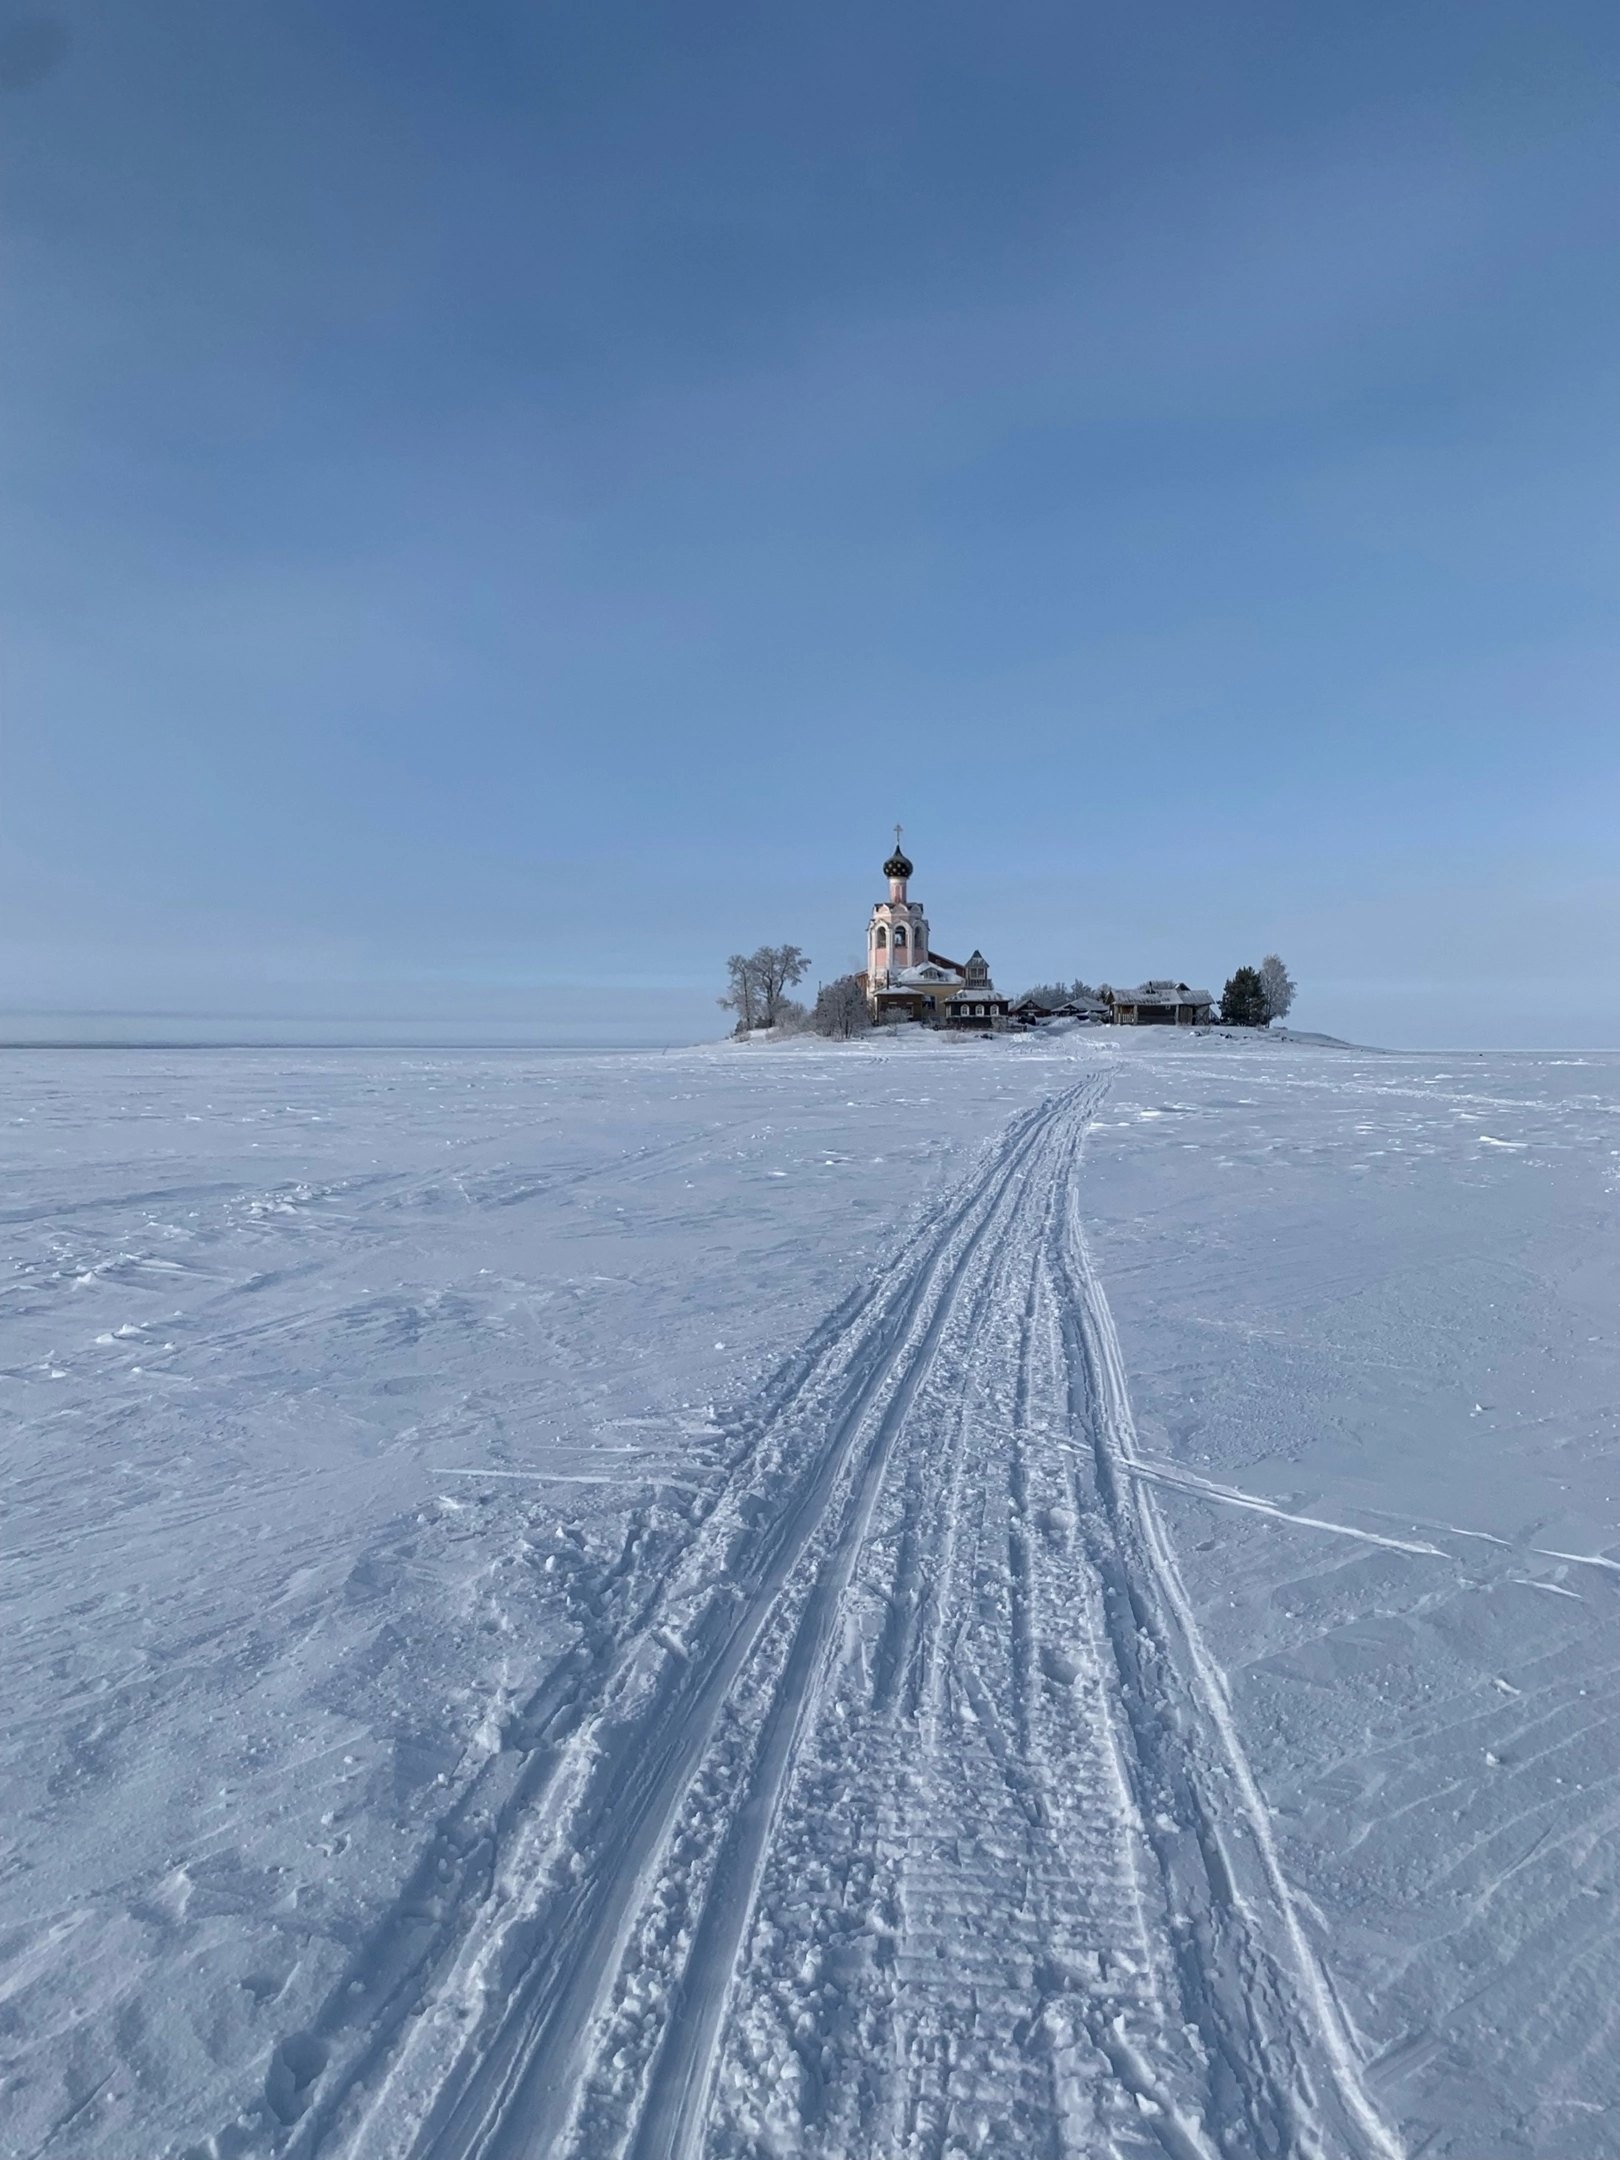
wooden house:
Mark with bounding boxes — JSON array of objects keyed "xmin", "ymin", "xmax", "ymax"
[{"xmin": 1108, "ymin": 980, "xmax": 1213, "ymax": 1026}]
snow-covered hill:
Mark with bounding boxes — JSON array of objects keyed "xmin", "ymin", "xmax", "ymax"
[{"xmin": 3, "ymin": 1034, "xmax": 1617, "ymax": 2156}]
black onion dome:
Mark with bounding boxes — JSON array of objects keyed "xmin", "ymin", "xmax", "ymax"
[{"xmin": 884, "ymin": 845, "xmax": 914, "ymax": 880}]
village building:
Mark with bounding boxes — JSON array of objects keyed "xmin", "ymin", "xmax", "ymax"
[
  {"xmin": 1010, "ymin": 990, "xmax": 1111, "ymax": 1025},
  {"xmin": 1108, "ymin": 979, "xmax": 1213, "ymax": 1026},
  {"xmin": 862, "ymin": 833, "xmax": 1010, "ymax": 1029},
  {"xmin": 943, "ymin": 949, "xmax": 1012, "ymax": 1029}
]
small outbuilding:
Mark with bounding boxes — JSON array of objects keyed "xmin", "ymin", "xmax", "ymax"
[{"xmin": 1109, "ymin": 980, "xmax": 1213, "ymax": 1027}]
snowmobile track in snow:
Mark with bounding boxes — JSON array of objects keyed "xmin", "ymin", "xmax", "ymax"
[{"xmin": 286, "ymin": 1076, "xmax": 1402, "ymax": 2160}]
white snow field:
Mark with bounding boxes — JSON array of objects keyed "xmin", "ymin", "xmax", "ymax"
[{"xmin": 3, "ymin": 1035, "xmax": 1619, "ymax": 2159}]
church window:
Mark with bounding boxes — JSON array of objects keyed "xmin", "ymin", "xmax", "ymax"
[
  {"xmin": 874, "ymin": 926, "xmax": 887, "ymax": 947},
  {"xmin": 894, "ymin": 926, "xmax": 908, "ymax": 950}
]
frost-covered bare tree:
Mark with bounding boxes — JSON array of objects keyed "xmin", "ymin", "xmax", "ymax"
[
  {"xmin": 718, "ymin": 952, "xmax": 761, "ymax": 1034},
  {"xmin": 1259, "ymin": 953, "xmax": 1296, "ymax": 1024},
  {"xmin": 719, "ymin": 945, "xmax": 812, "ymax": 1033},
  {"xmin": 755, "ymin": 945, "xmax": 810, "ymax": 1027},
  {"xmin": 1018, "ymin": 978, "xmax": 1097, "ymax": 1009},
  {"xmin": 813, "ymin": 975, "xmax": 870, "ymax": 1039}
]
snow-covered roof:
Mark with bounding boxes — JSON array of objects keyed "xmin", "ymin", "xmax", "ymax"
[
  {"xmin": 1015, "ymin": 993, "xmax": 1108, "ymax": 1014},
  {"xmin": 885, "ymin": 963, "xmax": 962, "ymax": 986},
  {"xmin": 1113, "ymin": 982, "xmax": 1213, "ymax": 1007}
]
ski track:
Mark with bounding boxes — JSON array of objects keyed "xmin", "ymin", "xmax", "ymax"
[{"xmin": 240, "ymin": 1076, "xmax": 1401, "ymax": 2160}]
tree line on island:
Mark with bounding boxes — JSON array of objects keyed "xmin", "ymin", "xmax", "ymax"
[
  {"xmin": 721, "ymin": 945, "xmax": 1296, "ymax": 1038},
  {"xmin": 719, "ymin": 946, "xmax": 870, "ymax": 1038}
]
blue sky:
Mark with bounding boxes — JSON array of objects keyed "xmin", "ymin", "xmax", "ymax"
[{"xmin": 3, "ymin": 0, "xmax": 1618, "ymax": 1046}]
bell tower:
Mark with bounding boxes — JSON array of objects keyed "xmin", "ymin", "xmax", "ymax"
[{"xmin": 867, "ymin": 825, "xmax": 929, "ymax": 985}]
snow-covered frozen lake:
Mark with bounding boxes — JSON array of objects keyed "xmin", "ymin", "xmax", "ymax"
[{"xmin": 4, "ymin": 1033, "xmax": 1618, "ymax": 2158}]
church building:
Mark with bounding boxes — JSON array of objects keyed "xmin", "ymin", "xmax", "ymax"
[{"xmin": 862, "ymin": 832, "xmax": 1010, "ymax": 1029}]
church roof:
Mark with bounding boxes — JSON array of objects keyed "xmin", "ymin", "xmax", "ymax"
[
  {"xmin": 882, "ymin": 822, "xmax": 915, "ymax": 880},
  {"xmin": 883, "ymin": 962, "xmax": 962, "ymax": 987}
]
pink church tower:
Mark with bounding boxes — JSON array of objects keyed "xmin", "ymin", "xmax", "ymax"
[{"xmin": 867, "ymin": 826, "xmax": 930, "ymax": 987}]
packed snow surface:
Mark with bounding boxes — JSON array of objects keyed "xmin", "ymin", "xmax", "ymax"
[{"xmin": 4, "ymin": 1032, "xmax": 1619, "ymax": 2158}]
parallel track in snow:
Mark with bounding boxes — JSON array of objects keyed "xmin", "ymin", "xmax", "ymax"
[{"xmin": 296, "ymin": 1075, "xmax": 1400, "ymax": 2160}]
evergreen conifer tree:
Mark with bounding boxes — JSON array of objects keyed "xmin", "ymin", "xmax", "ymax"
[{"xmin": 1220, "ymin": 966, "xmax": 1269, "ymax": 1026}]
